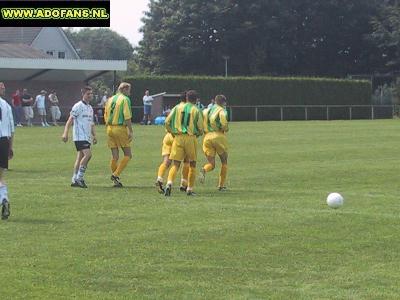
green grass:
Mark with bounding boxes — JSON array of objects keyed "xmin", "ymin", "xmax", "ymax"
[{"xmin": 1, "ymin": 120, "xmax": 400, "ymax": 299}]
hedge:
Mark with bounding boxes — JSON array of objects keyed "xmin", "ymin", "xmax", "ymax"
[{"xmin": 124, "ymin": 75, "xmax": 372, "ymax": 106}]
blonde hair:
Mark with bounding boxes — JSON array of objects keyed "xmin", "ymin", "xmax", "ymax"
[{"xmin": 118, "ymin": 82, "xmax": 131, "ymax": 93}]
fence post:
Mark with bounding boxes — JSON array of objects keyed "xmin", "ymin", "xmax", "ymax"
[
  {"xmin": 255, "ymin": 107, "xmax": 258, "ymax": 122},
  {"xmin": 326, "ymin": 106, "xmax": 329, "ymax": 121},
  {"xmin": 371, "ymin": 106, "xmax": 374, "ymax": 120},
  {"xmin": 349, "ymin": 106, "xmax": 352, "ymax": 120},
  {"xmin": 280, "ymin": 106, "xmax": 284, "ymax": 121},
  {"xmin": 393, "ymin": 105, "xmax": 395, "ymax": 117},
  {"xmin": 230, "ymin": 107, "xmax": 233, "ymax": 121},
  {"xmin": 305, "ymin": 107, "xmax": 308, "ymax": 121}
]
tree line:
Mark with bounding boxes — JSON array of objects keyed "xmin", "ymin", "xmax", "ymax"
[{"xmin": 65, "ymin": 1, "xmax": 400, "ymax": 77}]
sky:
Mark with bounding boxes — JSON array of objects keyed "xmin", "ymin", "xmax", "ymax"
[{"xmin": 110, "ymin": 0, "xmax": 150, "ymax": 47}]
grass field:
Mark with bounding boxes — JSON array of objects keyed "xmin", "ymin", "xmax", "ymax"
[{"xmin": 1, "ymin": 120, "xmax": 400, "ymax": 299}]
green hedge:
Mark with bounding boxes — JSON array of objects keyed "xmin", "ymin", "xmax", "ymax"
[{"xmin": 124, "ymin": 76, "xmax": 372, "ymax": 106}]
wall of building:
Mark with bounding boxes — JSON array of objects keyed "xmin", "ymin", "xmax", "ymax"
[{"xmin": 32, "ymin": 28, "xmax": 79, "ymax": 59}]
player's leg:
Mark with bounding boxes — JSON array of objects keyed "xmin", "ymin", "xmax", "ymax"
[
  {"xmin": 200, "ymin": 134, "xmax": 216, "ymax": 183},
  {"xmin": 71, "ymin": 150, "xmax": 84, "ymax": 186},
  {"xmin": 200, "ymin": 155, "xmax": 215, "ymax": 184},
  {"xmin": 186, "ymin": 160, "xmax": 197, "ymax": 196},
  {"xmin": 180, "ymin": 159, "xmax": 190, "ymax": 192},
  {"xmin": 218, "ymin": 152, "xmax": 228, "ymax": 191},
  {"xmin": 165, "ymin": 160, "xmax": 181, "ymax": 196},
  {"xmin": 75, "ymin": 147, "xmax": 92, "ymax": 188},
  {"xmin": 186, "ymin": 136, "xmax": 198, "ymax": 195},
  {"xmin": 112, "ymin": 146, "xmax": 132, "ymax": 187},
  {"xmin": 0, "ymin": 138, "xmax": 10, "ymax": 219},
  {"xmin": 156, "ymin": 155, "xmax": 171, "ymax": 193}
]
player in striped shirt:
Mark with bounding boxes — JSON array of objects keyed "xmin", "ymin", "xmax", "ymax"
[
  {"xmin": 62, "ymin": 86, "xmax": 97, "ymax": 188},
  {"xmin": 164, "ymin": 90, "xmax": 203, "ymax": 196},
  {"xmin": 155, "ymin": 91, "xmax": 190, "ymax": 193},
  {"xmin": 199, "ymin": 95, "xmax": 229, "ymax": 191},
  {"xmin": 104, "ymin": 82, "xmax": 133, "ymax": 187}
]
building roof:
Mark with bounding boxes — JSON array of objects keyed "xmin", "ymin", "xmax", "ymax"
[
  {"xmin": 0, "ymin": 44, "xmax": 51, "ymax": 59},
  {"xmin": 0, "ymin": 27, "xmax": 42, "ymax": 44},
  {"xmin": 0, "ymin": 57, "xmax": 127, "ymax": 82}
]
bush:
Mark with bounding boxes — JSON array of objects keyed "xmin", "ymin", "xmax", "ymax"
[{"xmin": 124, "ymin": 75, "xmax": 372, "ymax": 106}]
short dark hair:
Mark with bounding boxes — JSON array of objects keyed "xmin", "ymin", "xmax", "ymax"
[
  {"xmin": 82, "ymin": 86, "xmax": 93, "ymax": 95},
  {"xmin": 186, "ymin": 90, "xmax": 198, "ymax": 103},
  {"xmin": 180, "ymin": 91, "xmax": 187, "ymax": 101}
]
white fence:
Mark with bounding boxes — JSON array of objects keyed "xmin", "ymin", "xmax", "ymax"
[
  {"xmin": 227, "ymin": 105, "xmax": 396, "ymax": 121},
  {"xmin": 56, "ymin": 105, "xmax": 396, "ymax": 124}
]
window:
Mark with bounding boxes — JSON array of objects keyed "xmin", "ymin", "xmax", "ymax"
[
  {"xmin": 46, "ymin": 51, "xmax": 54, "ymax": 56},
  {"xmin": 58, "ymin": 52, "xmax": 66, "ymax": 59}
]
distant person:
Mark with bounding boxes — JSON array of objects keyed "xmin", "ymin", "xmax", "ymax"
[
  {"xmin": 142, "ymin": 89, "xmax": 154, "ymax": 125},
  {"xmin": 104, "ymin": 82, "xmax": 133, "ymax": 188},
  {"xmin": 48, "ymin": 90, "xmax": 60, "ymax": 126},
  {"xmin": 200, "ymin": 95, "xmax": 229, "ymax": 191},
  {"xmin": 100, "ymin": 91, "xmax": 109, "ymax": 107},
  {"xmin": 164, "ymin": 90, "xmax": 204, "ymax": 196},
  {"xmin": 35, "ymin": 90, "xmax": 49, "ymax": 127},
  {"xmin": 21, "ymin": 88, "xmax": 34, "ymax": 126},
  {"xmin": 196, "ymin": 98, "xmax": 205, "ymax": 110},
  {"xmin": 207, "ymin": 98, "xmax": 215, "ymax": 109},
  {"xmin": 11, "ymin": 89, "xmax": 23, "ymax": 127},
  {"xmin": 62, "ymin": 86, "xmax": 97, "ymax": 188},
  {"xmin": 0, "ymin": 82, "xmax": 14, "ymax": 220}
]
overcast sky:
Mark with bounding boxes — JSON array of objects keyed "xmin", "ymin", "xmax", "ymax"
[{"xmin": 110, "ymin": 0, "xmax": 150, "ymax": 47}]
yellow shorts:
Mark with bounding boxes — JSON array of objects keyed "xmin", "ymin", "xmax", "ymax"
[
  {"xmin": 106, "ymin": 126, "xmax": 131, "ymax": 148},
  {"xmin": 161, "ymin": 133, "xmax": 174, "ymax": 157},
  {"xmin": 203, "ymin": 132, "xmax": 228, "ymax": 157},
  {"xmin": 169, "ymin": 135, "xmax": 198, "ymax": 162}
]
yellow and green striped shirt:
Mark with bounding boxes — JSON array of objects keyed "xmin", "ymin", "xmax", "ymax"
[
  {"xmin": 165, "ymin": 102, "xmax": 203, "ymax": 136},
  {"xmin": 203, "ymin": 104, "xmax": 229, "ymax": 134},
  {"xmin": 104, "ymin": 93, "xmax": 132, "ymax": 126}
]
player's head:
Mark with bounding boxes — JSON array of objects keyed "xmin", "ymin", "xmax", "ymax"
[
  {"xmin": 82, "ymin": 86, "xmax": 93, "ymax": 103},
  {"xmin": 145, "ymin": 89, "xmax": 149, "ymax": 96},
  {"xmin": 0, "ymin": 82, "xmax": 5, "ymax": 97},
  {"xmin": 215, "ymin": 95, "xmax": 227, "ymax": 107},
  {"xmin": 186, "ymin": 90, "xmax": 198, "ymax": 104},
  {"xmin": 118, "ymin": 82, "xmax": 131, "ymax": 96},
  {"xmin": 23, "ymin": 88, "xmax": 28, "ymax": 94},
  {"xmin": 180, "ymin": 91, "xmax": 187, "ymax": 102}
]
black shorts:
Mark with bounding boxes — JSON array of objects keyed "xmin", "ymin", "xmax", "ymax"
[
  {"xmin": 0, "ymin": 137, "xmax": 10, "ymax": 169},
  {"xmin": 74, "ymin": 141, "xmax": 91, "ymax": 152}
]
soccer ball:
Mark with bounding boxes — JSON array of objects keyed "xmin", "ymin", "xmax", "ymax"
[{"xmin": 326, "ymin": 193, "xmax": 344, "ymax": 209}]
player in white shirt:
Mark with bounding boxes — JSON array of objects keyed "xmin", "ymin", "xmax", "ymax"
[
  {"xmin": 0, "ymin": 82, "xmax": 14, "ymax": 220},
  {"xmin": 62, "ymin": 86, "xmax": 97, "ymax": 188},
  {"xmin": 35, "ymin": 90, "xmax": 49, "ymax": 127},
  {"xmin": 142, "ymin": 89, "xmax": 154, "ymax": 125}
]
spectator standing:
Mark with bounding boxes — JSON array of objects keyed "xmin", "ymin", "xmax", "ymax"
[
  {"xmin": 12, "ymin": 89, "xmax": 23, "ymax": 127},
  {"xmin": 48, "ymin": 90, "xmax": 60, "ymax": 126},
  {"xmin": 21, "ymin": 88, "xmax": 34, "ymax": 126},
  {"xmin": 142, "ymin": 89, "xmax": 154, "ymax": 125},
  {"xmin": 35, "ymin": 90, "xmax": 49, "ymax": 127}
]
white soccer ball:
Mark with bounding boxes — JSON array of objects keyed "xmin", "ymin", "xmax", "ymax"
[{"xmin": 326, "ymin": 193, "xmax": 344, "ymax": 209}]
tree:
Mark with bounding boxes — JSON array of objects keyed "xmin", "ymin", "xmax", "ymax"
[
  {"xmin": 64, "ymin": 28, "xmax": 134, "ymax": 60},
  {"xmin": 370, "ymin": 3, "xmax": 400, "ymax": 72},
  {"xmin": 137, "ymin": 0, "xmax": 384, "ymax": 76}
]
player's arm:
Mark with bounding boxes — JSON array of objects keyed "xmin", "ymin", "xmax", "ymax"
[
  {"xmin": 62, "ymin": 115, "xmax": 74, "ymax": 143},
  {"xmin": 164, "ymin": 108, "xmax": 174, "ymax": 134},
  {"xmin": 219, "ymin": 110, "xmax": 229, "ymax": 132},
  {"xmin": 8, "ymin": 106, "xmax": 14, "ymax": 159},
  {"xmin": 197, "ymin": 110, "xmax": 204, "ymax": 136},
  {"xmin": 91, "ymin": 123, "xmax": 97, "ymax": 145},
  {"xmin": 123, "ymin": 98, "xmax": 133, "ymax": 140}
]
